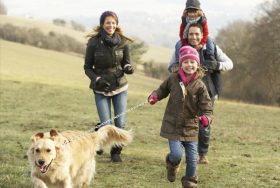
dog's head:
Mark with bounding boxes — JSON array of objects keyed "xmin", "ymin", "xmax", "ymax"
[{"xmin": 28, "ymin": 129, "xmax": 60, "ymax": 174}]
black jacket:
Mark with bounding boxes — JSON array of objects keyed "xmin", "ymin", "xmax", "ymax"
[
  {"xmin": 199, "ymin": 48, "xmax": 221, "ymax": 98},
  {"xmin": 84, "ymin": 36, "xmax": 131, "ymax": 92}
]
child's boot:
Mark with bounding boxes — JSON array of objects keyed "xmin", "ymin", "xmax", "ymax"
[
  {"xmin": 166, "ymin": 154, "xmax": 181, "ymax": 182},
  {"xmin": 181, "ymin": 176, "xmax": 198, "ymax": 188},
  {"xmin": 198, "ymin": 154, "xmax": 209, "ymax": 164}
]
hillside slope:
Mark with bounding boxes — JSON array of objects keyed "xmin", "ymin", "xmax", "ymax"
[
  {"xmin": 141, "ymin": 44, "xmax": 173, "ymax": 64},
  {"xmin": 0, "ymin": 15, "xmax": 172, "ymax": 64},
  {"xmin": 0, "ymin": 40, "xmax": 162, "ymax": 95},
  {"xmin": 0, "ymin": 15, "xmax": 86, "ymax": 43}
]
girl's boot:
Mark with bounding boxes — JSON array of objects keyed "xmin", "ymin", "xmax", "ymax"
[
  {"xmin": 166, "ymin": 154, "xmax": 181, "ymax": 182},
  {"xmin": 181, "ymin": 176, "xmax": 198, "ymax": 188}
]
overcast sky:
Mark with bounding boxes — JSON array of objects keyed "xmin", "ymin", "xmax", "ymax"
[{"xmin": 2, "ymin": 0, "xmax": 272, "ymax": 47}]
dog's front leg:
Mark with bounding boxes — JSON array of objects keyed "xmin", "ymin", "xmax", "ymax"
[
  {"xmin": 33, "ymin": 177, "xmax": 48, "ymax": 188},
  {"xmin": 63, "ymin": 177, "xmax": 73, "ymax": 188}
]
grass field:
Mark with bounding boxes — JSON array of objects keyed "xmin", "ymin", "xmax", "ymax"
[
  {"xmin": 141, "ymin": 44, "xmax": 173, "ymax": 64},
  {"xmin": 1, "ymin": 40, "xmax": 280, "ymax": 188}
]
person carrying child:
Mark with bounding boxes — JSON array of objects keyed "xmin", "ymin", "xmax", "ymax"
[
  {"xmin": 148, "ymin": 46, "xmax": 213, "ymax": 188},
  {"xmin": 175, "ymin": 0, "xmax": 221, "ymax": 98},
  {"xmin": 168, "ymin": 23, "xmax": 233, "ymax": 164}
]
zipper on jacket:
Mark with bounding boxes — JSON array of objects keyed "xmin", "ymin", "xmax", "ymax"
[{"xmin": 179, "ymin": 81, "xmax": 186, "ymax": 115}]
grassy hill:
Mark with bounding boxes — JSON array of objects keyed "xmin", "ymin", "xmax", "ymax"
[
  {"xmin": 141, "ymin": 44, "xmax": 173, "ymax": 64},
  {"xmin": 0, "ymin": 15, "xmax": 172, "ymax": 64},
  {"xmin": 0, "ymin": 40, "xmax": 280, "ymax": 187},
  {"xmin": 0, "ymin": 15, "xmax": 87, "ymax": 44}
]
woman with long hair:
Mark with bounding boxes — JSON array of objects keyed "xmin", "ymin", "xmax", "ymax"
[{"xmin": 84, "ymin": 11, "xmax": 134, "ymax": 162}]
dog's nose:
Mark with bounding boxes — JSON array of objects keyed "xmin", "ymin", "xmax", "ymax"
[{"xmin": 38, "ymin": 159, "xmax": 45, "ymax": 166}]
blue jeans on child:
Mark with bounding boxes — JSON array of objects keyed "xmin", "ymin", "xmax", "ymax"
[
  {"xmin": 168, "ymin": 140, "xmax": 198, "ymax": 177},
  {"xmin": 94, "ymin": 90, "xmax": 127, "ymax": 129}
]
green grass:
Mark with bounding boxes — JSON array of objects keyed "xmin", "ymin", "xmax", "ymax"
[
  {"xmin": 141, "ymin": 44, "xmax": 173, "ymax": 64},
  {"xmin": 1, "ymin": 40, "xmax": 280, "ymax": 187}
]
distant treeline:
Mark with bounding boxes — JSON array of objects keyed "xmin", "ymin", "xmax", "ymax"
[
  {"xmin": 143, "ymin": 61, "xmax": 169, "ymax": 80},
  {"xmin": 52, "ymin": 19, "xmax": 86, "ymax": 32},
  {"xmin": 0, "ymin": 23, "xmax": 149, "ymax": 67},
  {"xmin": 215, "ymin": 0, "xmax": 280, "ymax": 105},
  {"xmin": 0, "ymin": 23, "xmax": 85, "ymax": 54},
  {"xmin": 0, "ymin": 0, "xmax": 7, "ymax": 15}
]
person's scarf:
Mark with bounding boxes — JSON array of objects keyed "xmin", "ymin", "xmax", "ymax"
[
  {"xmin": 178, "ymin": 67, "xmax": 197, "ymax": 86},
  {"xmin": 100, "ymin": 29, "xmax": 121, "ymax": 47},
  {"xmin": 183, "ymin": 16, "xmax": 201, "ymax": 39}
]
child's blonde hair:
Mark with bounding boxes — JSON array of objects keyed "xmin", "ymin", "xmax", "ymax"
[
  {"xmin": 183, "ymin": 9, "xmax": 204, "ymax": 18},
  {"xmin": 196, "ymin": 65, "xmax": 205, "ymax": 78}
]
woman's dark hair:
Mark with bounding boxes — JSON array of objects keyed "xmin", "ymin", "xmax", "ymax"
[
  {"xmin": 86, "ymin": 11, "xmax": 133, "ymax": 42},
  {"xmin": 86, "ymin": 26, "xmax": 133, "ymax": 42},
  {"xmin": 99, "ymin": 11, "xmax": 119, "ymax": 25}
]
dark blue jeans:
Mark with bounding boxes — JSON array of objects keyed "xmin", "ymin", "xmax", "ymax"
[
  {"xmin": 198, "ymin": 97, "xmax": 215, "ymax": 155},
  {"xmin": 198, "ymin": 125, "xmax": 211, "ymax": 155},
  {"xmin": 94, "ymin": 90, "xmax": 127, "ymax": 129},
  {"xmin": 168, "ymin": 140, "xmax": 198, "ymax": 177}
]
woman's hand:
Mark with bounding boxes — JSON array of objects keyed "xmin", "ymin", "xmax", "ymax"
[
  {"xmin": 124, "ymin": 65, "xmax": 134, "ymax": 74},
  {"xmin": 96, "ymin": 77, "xmax": 111, "ymax": 92}
]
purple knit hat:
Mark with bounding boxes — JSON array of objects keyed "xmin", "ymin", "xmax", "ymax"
[
  {"xmin": 100, "ymin": 11, "xmax": 119, "ymax": 25},
  {"xmin": 179, "ymin": 46, "xmax": 200, "ymax": 64}
]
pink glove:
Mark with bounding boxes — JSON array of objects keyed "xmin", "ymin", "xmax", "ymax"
[
  {"xmin": 199, "ymin": 115, "xmax": 209, "ymax": 127},
  {"xmin": 148, "ymin": 94, "xmax": 158, "ymax": 105}
]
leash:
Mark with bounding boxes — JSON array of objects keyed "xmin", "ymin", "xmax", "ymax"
[
  {"xmin": 61, "ymin": 100, "xmax": 149, "ymax": 145},
  {"xmin": 91, "ymin": 100, "xmax": 149, "ymax": 132}
]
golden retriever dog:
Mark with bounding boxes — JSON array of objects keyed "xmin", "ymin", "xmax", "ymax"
[{"xmin": 27, "ymin": 125, "xmax": 132, "ymax": 188}]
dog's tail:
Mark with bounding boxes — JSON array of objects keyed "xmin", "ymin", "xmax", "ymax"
[{"xmin": 95, "ymin": 125, "xmax": 133, "ymax": 148}]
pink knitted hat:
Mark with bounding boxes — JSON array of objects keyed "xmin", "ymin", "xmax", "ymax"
[{"xmin": 179, "ymin": 46, "xmax": 200, "ymax": 65}]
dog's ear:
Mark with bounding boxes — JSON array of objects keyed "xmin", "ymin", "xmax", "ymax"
[
  {"xmin": 50, "ymin": 129, "xmax": 58, "ymax": 137},
  {"xmin": 31, "ymin": 132, "xmax": 44, "ymax": 142}
]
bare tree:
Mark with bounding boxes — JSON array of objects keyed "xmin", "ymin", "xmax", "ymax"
[
  {"xmin": 0, "ymin": 0, "xmax": 7, "ymax": 15},
  {"xmin": 70, "ymin": 20, "xmax": 85, "ymax": 32},
  {"xmin": 215, "ymin": 0, "xmax": 280, "ymax": 105},
  {"xmin": 215, "ymin": 20, "xmax": 254, "ymax": 100},
  {"xmin": 53, "ymin": 18, "xmax": 66, "ymax": 26},
  {"xmin": 247, "ymin": 0, "xmax": 280, "ymax": 105}
]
